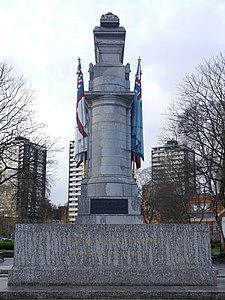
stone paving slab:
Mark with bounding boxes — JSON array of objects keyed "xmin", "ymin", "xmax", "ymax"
[
  {"xmin": 0, "ymin": 258, "xmax": 13, "ymax": 269},
  {"xmin": 0, "ymin": 279, "xmax": 225, "ymax": 299}
]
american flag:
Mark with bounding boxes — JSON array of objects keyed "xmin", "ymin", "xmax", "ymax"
[{"xmin": 74, "ymin": 58, "xmax": 88, "ymax": 166}]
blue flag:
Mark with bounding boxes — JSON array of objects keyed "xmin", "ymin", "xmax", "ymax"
[{"xmin": 131, "ymin": 58, "xmax": 144, "ymax": 169}]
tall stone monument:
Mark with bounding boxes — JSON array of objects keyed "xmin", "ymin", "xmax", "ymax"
[
  {"xmin": 8, "ymin": 13, "xmax": 217, "ymax": 287},
  {"xmin": 75, "ymin": 12, "xmax": 142, "ymax": 225}
]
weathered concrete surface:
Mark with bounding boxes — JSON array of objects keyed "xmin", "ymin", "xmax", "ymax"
[{"xmin": 8, "ymin": 223, "xmax": 216, "ymax": 286}]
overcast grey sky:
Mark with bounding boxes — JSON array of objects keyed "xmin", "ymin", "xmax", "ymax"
[{"xmin": 1, "ymin": 0, "xmax": 225, "ymax": 205}]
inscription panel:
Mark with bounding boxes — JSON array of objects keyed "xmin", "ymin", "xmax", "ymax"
[{"xmin": 90, "ymin": 198, "xmax": 128, "ymax": 214}]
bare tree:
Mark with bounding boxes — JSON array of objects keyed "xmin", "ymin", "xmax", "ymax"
[
  {"xmin": 0, "ymin": 61, "xmax": 58, "ymax": 222},
  {"xmin": 142, "ymin": 182, "xmax": 160, "ymax": 224},
  {"xmin": 0, "ymin": 61, "xmax": 46, "ymax": 183},
  {"xmin": 165, "ymin": 52, "xmax": 225, "ymax": 242},
  {"xmin": 142, "ymin": 169, "xmax": 190, "ymax": 224}
]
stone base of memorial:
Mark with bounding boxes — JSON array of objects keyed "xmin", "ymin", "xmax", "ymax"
[
  {"xmin": 8, "ymin": 223, "xmax": 216, "ymax": 286},
  {"xmin": 76, "ymin": 177, "xmax": 143, "ymax": 224}
]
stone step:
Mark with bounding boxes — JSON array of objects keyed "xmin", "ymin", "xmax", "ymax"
[
  {"xmin": 0, "ymin": 287, "xmax": 225, "ymax": 300},
  {"xmin": 0, "ymin": 270, "xmax": 9, "ymax": 274}
]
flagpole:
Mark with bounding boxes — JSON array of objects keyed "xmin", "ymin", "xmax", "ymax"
[
  {"xmin": 83, "ymin": 155, "xmax": 87, "ymax": 178},
  {"xmin": 138, "ymin": 56, "xmax": 141, "ymax": 66},
  {"xmin": 132, "ymin": 153, "xmax": 136, "ymax": 178}
]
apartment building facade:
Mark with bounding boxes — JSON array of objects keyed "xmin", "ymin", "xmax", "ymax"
[
  {"xmin": 68, "ymin": 141, "xmax": 83, "ymax": 223},
  {"xmin": 0, "ymin": 137, "xmax": 47, "ymax": 222},
  {"xmin": 151, "ymin": 140, "xmax": 196, "ymax": 195}
]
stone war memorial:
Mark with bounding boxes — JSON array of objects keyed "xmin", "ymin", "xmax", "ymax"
[{"xmin": 8, "ymin": 13, "xmax": 216, "ymax": 288}]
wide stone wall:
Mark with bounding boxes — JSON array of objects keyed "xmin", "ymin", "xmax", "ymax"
[{"xmin": 8, "ymin": 223, "xmax": 216, "ymax": 286}]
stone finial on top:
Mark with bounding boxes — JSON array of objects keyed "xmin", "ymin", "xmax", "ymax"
[{"xmin": 100, "ymin": 12, "xmax": 120, "ymax": 27}]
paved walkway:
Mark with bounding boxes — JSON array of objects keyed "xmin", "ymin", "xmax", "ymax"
[
  {"xmin": 0, "ymin": 258, "xmax": 13, "ymax": 271},
  {"xmin": 0, "ymin": 258, "xmax": 225, "ymax": 299},
  {"xmin": 213, "ymin": 260, "xmax": 225, "ymax": 278}
]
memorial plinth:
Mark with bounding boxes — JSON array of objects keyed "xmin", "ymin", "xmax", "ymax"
[{"xmin": 8, "ymin": 223, "xmax": 216, "ymax": 286}]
